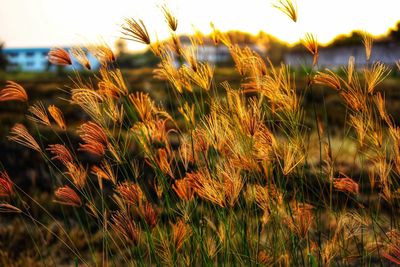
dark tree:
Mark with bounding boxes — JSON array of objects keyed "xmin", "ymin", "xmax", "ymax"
[
  {"xmin": 389, "ymin": 22, "xmax": 400, "ymax": 42},
  {"xmin": 0, "ymin": 42, "xmax": 8, "ymax": 71}
]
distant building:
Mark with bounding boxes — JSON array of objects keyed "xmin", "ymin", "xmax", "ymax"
[
  {"xmin": 284, "ymin": 40, "xmax": 400, "ymax": 68},
  {"xmin": 3, "ymin": 47, "xmax": 100, "ymax": 72},
  {"xmin": 174, "ymin": 36, "xmax": 266, "ymax": 66}
]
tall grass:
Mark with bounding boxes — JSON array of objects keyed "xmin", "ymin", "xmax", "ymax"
[{"xmin": 1, "ymin": 1, "xmax": 400, "ymax": 266}]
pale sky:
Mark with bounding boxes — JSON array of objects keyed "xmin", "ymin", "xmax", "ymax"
[{"xmin": 1, "ymin": 0, "xmax": 399, "ymax": 51}]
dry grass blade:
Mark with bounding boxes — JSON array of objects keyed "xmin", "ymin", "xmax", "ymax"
[
  {"xmin": 313, "ymin": 69, "xmax": 341, "ymax": 91},
  {"xmin": 47, "ymin": 144, "xmax": 73, "ymax": 166},
  {"xmin": 70, "ymin": 47, "xmax": 91, "ymax": 70},
  {"xmin": 87, "ymin": 42, "xmax": 115, "ymax": 64},
  {"xmin": 364, "ymin": 62, "xmax": 390, "ymax": 94},
  {"xmin": 54, "ymin": 185, "xmax": 82, "ymax": 207},
  {"xmin": 0, "ymin": 171, "xmax": 14, "ymax": 197},
  {"xmin": 273, "ymin": 0, "xmax": 298, "ymax": 22},
  {"xmin": 302, "ymin": 33, "xmax": 318, "ymax": 66},
  {"xmin": 362, "ymin": 31, "xmax": 373, "ymax": 61},
  {"xmin": 48, "ymin": 105, "xmax": 67, "ymax": 130},
  {"xmin": 121, "ymin": 18, "xmax": 151, "ymax": 45},
  {"xmin": 111, "ymin": 211, "xmax": 140, "ymax": 245},
  {"xmin": 27, "ymin": 101, "xmax": 51, "ymax": 126},
  {"xmin": 0, "ymin": 203, "xmax": 22, "ymax": 213},
  {"xmin": 78, "ymin": 121, "xmax": 108, "ymax": 156},
  {"xmin": 161, "ymin": 5, "xmax": 178, "ymax": 32},
  {"xmin": 0, "ymin": 81, "xmax": 28, "ymax": 102},
  {"xmin": 8, "ymin": 123, "xmax": 41, "ymax": 152},
  {"xmin": 48, "ymin": 47, "xmax": 72, "ymax": 65}
]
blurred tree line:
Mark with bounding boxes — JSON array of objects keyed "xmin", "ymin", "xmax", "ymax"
[{"xmin": 0, "ymin": 42, "xmax": 8, "ymax": 71}]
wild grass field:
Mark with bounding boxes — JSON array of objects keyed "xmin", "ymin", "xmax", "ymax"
[{"xmin": 2, "ymin": 1, "xmax": 400, "ymax": 266}]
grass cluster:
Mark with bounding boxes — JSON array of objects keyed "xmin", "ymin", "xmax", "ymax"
[{"xmin": 1, "ymin": 1, "xmax": 400, "ymax": 266}]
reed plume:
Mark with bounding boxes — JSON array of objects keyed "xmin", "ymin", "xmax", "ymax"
[
  {"xmin": 48, "ymin": 47, "xmax": 72, "ymax": 66},
  {"xmin": 161, "ymin": 5, "xmax": 178, "ymax": 32},
  {"xmin": 121, "ymin": 18, "xmax": 151, "ymax": 45},
  {"xmin": 172, "ymin": 220, "xmax": 192, "ymax": 252},
  {"xmin": 47, "ymin": 144, "xmax": 74, "ymax": 165},
  {"xmin": 70, "ymin": 47, "xmax": 91, "ymax": 70},
  {"xmin": 273, "ymin": 0, "xmax": 298, "ymax": 22},
  {"xmin": 0, "ymin": 203, "xmax": 22, "ymax": 213},
  {"xmin": 111, "ymin": 211, "xmax": 140, "ymax": 245},
  {"xmin": 54, "ymin": 185, "xmax": 82, "ymax": 207},
  {"xmin": 48, "ymin": 105, "xmax": 67, "ymax": 130},
  {"xmin": 0, "ymin": 171, "xmax": 14, "ymax": 197},
  {"xmin": 0, "ymin": 81, "xmax": 28, "ymax": 102},
  {"xmin": 27, "ymin": 102, "xmax": 51, "ymax": 126},
  {"xmin": 78, "ymin": 121, "xmax": 108, "ymax": 156},
  {"xmin": 362, "ymin": 31, "xmax": 373, "ymax": 61},
  {"xmin": 302, "ymin": 33, "xmax": 318, "ymax": 66},
  {"xmin": 8, "ymin": 124, "xmax": 41, "ymax": 152}
]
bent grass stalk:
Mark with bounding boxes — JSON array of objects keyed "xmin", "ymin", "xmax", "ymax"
[{"xmin": 1, "ymin": 2, "xmax": 400, "ymax": 266}]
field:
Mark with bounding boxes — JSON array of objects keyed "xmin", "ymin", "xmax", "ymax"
[{"xmin": 2, "ymin": 2, "xmax": 400, "ymax": 266}]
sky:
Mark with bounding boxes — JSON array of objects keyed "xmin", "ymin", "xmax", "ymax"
[{"xmin": 1, "ymin": 0, "xmax": 399, "ymax": 51}]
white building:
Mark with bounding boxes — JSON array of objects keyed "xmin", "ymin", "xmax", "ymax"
[
  {"xmin": 4, "ymin": 47, "xmax": 100, "ymax": 72},
  {"xmin": 284, "ymin": 41, "xmax": 400, "ymax": 69}
]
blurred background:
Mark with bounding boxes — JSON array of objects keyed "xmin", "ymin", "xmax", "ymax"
[
  {"xmin": 1, "ymin": 0, "xmax": 400, "ymax": 193},
  {"xmin": 1, "ymin": 0, "xmax": 400, "ymax": 262}
]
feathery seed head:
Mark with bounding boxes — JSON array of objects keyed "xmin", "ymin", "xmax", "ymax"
[
  {"xmin": 0, "ymin": 81, "xmax": 28, "ymax": 102},
  {"xmin": 27, "ymin": 102, "xmax": 51, "ymax": 126},
  {"xmin": 54, "ymin": 185, "xmax": 82, "ymax": 207},
  {"xmin": 302, "ymin": 33, "xmax": 318, "ymax": 66},
  {"xmin": 70, "ymin": 47, "xmax": 91, "ymax": 70},
  {"xmin": 111, "ymin": 210, "xmax": 140, "ymax": 245},
  {"xmin": 48, "ymin": 105, "xmax": 66, "ymax": 130},
  {"xmin": 273, "ymin": 0, "xmax": 298, "ymax": 22},
  {"xmin": 0, "ymin": 171, "xmax": 14, "ymax": 197},
  {"xmin": 48, "ymin": 47, "xmax": 72, "ymax": 65},
  {"xmin": 78, "ymin": 121, "xmax": 108, "ymax": 156},
  {"xmin": 47, "ymin": 144, "xmax": 74, "ymax": 166},
  {"xmin": 121, "ymin": 18, "xmax": 151, "ymax": 45},
  {"xmin": 161, "ymin": 5, "xmax": 178, "ymax": 32},
  {"xmin": 8, "ymin": 123, "xmax": 41, "ymax": 152}
]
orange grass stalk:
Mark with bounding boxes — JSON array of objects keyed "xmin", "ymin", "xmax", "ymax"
[
  {"xmin": 111, "ymin": 211, "xmax": 140, "ymax": 245},
  {"xmin": 273, "ymin": 0, "xmax": 298, "ymax": 22},
  {"xmin": 46, "ymin": 144, "xmax": 74, "ymax": 165},
  {"xmin": 141, "ymin": 202, "xmax": 157, "ymax": 229},
  {"xmin": 54, "ymin": 185, "xmax": 82, "ymax": 207},
  {"xmin": 91, "ymin": 161, "xmax": 116, "ymax": 189},
  {"xmin": 0, "ymin": 203, "xmax": 22, "ymax": 213},
  {"xmin": 0, "ymin": 171, "xmax": 14, "ymax": 197},
  {"xmin": 161, "ymin": 4, "xmax": 178, "ymax": 32},
  {"xmin": 27, "ymin": 102, "xmax": 51, "ymax": 126},
  {"xmin": 65, "ymin": 162, "xmax": 87, "ymax": 189},
  {"xmin": 70, "ymin": 47, "xmax": 91, "ymax": 70},
  {"xmin": 121, "ymin": 18, "xmax": 151, "ymax": 45},
  {"xmin": 48, "ymin": 105, "xmax": 67, "ymax": 130},
  {"xmin": 78, "ymin": 121, "xmax": 108, "ymax": 156},
  {"xmin": 116, "ymin": 182, "xmax": 143, "ymax": 207},
  {"xmin": 313, "ymin": 70, "xmax": 341, "ymax": 91},
  {"xmin": 362, "ymin": 31, "xmax": 373, "ymax": 61},
  {"xmin": 333, "ymin": 176, "xmax": 359, "ymax": 194},
  {"xmin": 88, "ymin": 43, "xmax": 115, "ymax": 64},
  {"xmin": 0, "ymin": 81, "xmax": 28, "ymax": 102},
  {"xmin": 302, "ymin": 33, "xmax": 318, "ymax": 66},
  {"xmin": 48, "ymin": 47, "xmax": 72, "ymax": 65},
  {"xmin": 364, "ymin": 62, "xmax": 390, "ymax": 94},
  {"xmin": 172, "ymin": 178, "xmax": 195, "ymax": 201},
  {"xmin": 8, "ymin": 123, "xmax": 41, "ymax": 152},
  {"xmin": 172, "ymin": 220, "xmax": 192, "ymax": 252}
]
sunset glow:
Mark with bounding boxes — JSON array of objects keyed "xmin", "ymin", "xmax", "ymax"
[{"xmin": 1, "ymin": 0, "xmax": 399, "ymax": 50}]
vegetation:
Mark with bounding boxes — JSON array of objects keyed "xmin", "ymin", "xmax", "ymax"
[
  {"xmin": 0, "ymin": 42, "xmax": 8, "ymax": 71},
  {"xmin": 1, "ymin": 1, "xmax": 400, "ymax": 266}
]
